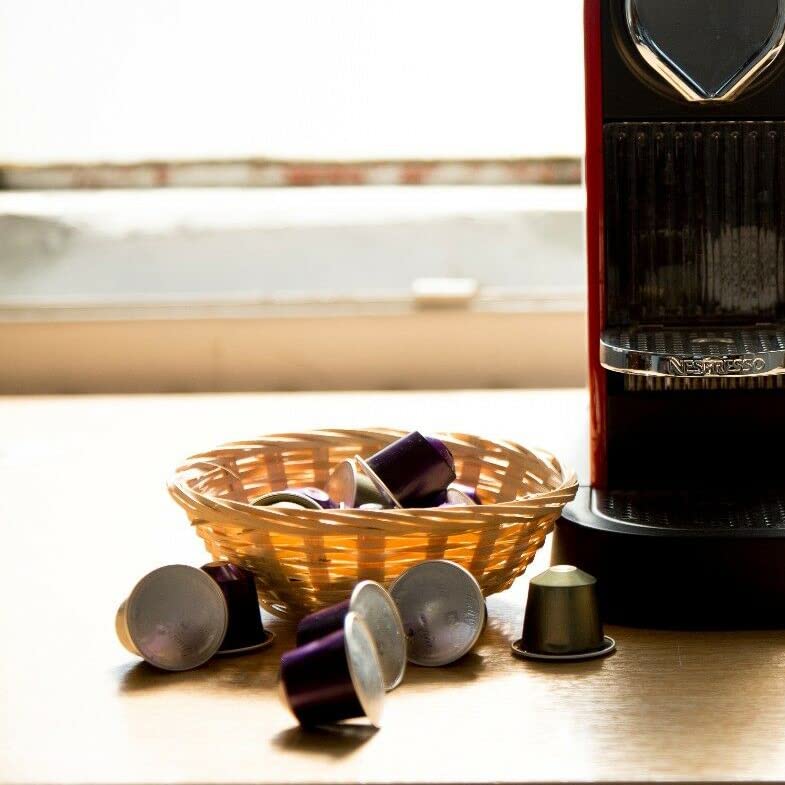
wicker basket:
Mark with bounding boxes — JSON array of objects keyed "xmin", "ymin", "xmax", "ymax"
[{"xmin": 168, "ymin": 428, "xmax": 578, "ymax": 619}]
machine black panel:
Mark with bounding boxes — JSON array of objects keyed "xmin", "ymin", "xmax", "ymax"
[
  {"xmin": 605, "ymin": 121, "xmax": 785, "ymax": 325},
  {"xmin": 603, "ymin": 0, "xmax": 785, "ymax": 119}
]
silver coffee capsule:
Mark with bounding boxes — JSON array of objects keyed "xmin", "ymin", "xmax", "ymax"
[
  {"xmin": 449, "ymin": 482, "xmax": 481, "ymax": 504},
  {"xmin": 326, "ymin": 459, "xmax": 390, "ymax": 508},
  {"xmin": 511, "ymin": 564, "xmax": 616, "ymax": 662},
  {"xmin": 116, "ymin": 565, "xmax": 228, "ymax": 671},
  {"xmin": 389, "ymin": 560, "xmax": 485, "ymax": 666},
  {"xmin": 441, "ymin": 486, "xmax": 478, "ymax": 506}
]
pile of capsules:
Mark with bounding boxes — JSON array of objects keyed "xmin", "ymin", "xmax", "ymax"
[
  {"xmin": 116, "ymin": 430, "xmax": 617, "ymax": 729},
  {"xmin": 252, "ymin": 430, "xmax": 480, "ymax": 512},
  {"xmin": 116, "ymin": 559, "xmax": 487, "ymax": 729},
  {"xmin": 278, "ymin": 560, "xmax": 487, "ymax": 727}
]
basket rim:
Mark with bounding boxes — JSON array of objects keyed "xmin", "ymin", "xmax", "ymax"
[{"xmin": 168, "ymin": 427, "xmax": 577, "ymax": 531}]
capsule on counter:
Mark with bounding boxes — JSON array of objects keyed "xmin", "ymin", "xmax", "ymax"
[
  {"xmin": 201, "ymin": 561, "xmax": 274, "ymax": 655},
  {"xmin": 116, "ymin": 565, "xmax": 228, "ymax": 671},
  {"xmin": 511, "ymin": 565, "xmax": 616, "ymax": 662},
  {"xmin": 296, "ymin": 580, "xmax": 406, "ymax": 690},
  {"xmin": 389, "ymin": 560, "xmax": 485, "ymax": 667},
  {"xmin": 279, "ymin": 612, "xmax": 384, "ymax": 727},
  {"xmin": 355, "ymin": 431, "xmax": 456, "ymax": 508}
]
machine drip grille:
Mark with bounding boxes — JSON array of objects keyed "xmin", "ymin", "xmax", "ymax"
[
  {"xmin": 593, "ymin": 490, "xmax": 785, "ymax": 531},
  {"xmin": 624, "ymin": 375, "xmax": 785, "ymax": 391},
  {"xmin": 601, "ymin": 324, "xmax": 785, "ymax": 377}
]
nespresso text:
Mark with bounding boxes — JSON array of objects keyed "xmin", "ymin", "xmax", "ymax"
[{"xmin": 667, "ymin": 356, "xmax": 767, "ymax": 376}]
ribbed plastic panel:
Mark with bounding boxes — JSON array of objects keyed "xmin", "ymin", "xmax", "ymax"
[
  {"xmin": 623, "ymin": 374, "xmax": 785, "ymax": 391},
  {"xmin": 605, "ymin": 121, "xmax": 785, "ymax": 324}
]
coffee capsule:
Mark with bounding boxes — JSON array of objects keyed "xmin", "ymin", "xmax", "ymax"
[
  {"xmin": 253, "ymin": 487, "xmax": 337, "ymax": 510},
  {"xmin": 356, "ymin": 431, "xmax": 456, "ymax": 508},
  {"xmin": 411, "ymin": 488, "xmax": 448, "ymax": 507},
  {"xmin": 415, "ymin": 483, "xmax": 478, "ymax": 507},
  {"xmin": 448, "ymin": 482, "xmax": 481, "ymax": 504},
  {"xmin": 116, "ymin": 565, "xmax": 228, "ymax": 671},
  {"xmin": 296, "ymin": 580, "xmax": 406, "ymax": 690},
  {"xmin": 201, "ymin": 562, "xmax": 274, "ymax": 655},
  {"xmin": 440, "ymin": 485, "xmax": 478, "ymax": 506},
  {"xmin": 326, "ymin": 459, "xmax": 389, "ymax": 508},
  {"xmin": 389, "ymin": 560, "xmax": 485, "ymax": 666},
  {"xmin": 279, "ymin": 612, "xmax": 384, "ymax": 727},
  {"xmin": 511, "ymin": 564, "xmax": 616, "ymax": 662}
]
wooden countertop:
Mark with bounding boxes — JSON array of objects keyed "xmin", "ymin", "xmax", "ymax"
[{"xmin": 2, "ymin": 389, "xmax": 785, "ymax": 785}]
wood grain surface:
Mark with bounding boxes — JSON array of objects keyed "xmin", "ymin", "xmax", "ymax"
[{"xmin": 2, "ymin": 389, "xmax": 785, "ymax": 785}]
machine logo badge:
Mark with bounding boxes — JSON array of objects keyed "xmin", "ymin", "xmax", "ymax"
[
  {"xmin": 666, "ymin": 356, "xmax": 767, "ymax": 376},
  {"xmin": 627, "ymin": 0, "xmax": 785, "ymax": 101}
]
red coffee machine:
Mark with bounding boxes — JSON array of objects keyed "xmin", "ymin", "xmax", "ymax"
[{"xmin": 553, "ymin": 0, "xmax": 785, "ymax": 626}]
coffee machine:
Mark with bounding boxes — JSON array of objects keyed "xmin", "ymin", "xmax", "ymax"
[{"xmin": 553, "ymin": 0, "xmax": 785, "ymax": 627}]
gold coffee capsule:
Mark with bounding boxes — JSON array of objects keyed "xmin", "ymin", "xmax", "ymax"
[{"xmin": 511, "ymin": 564, "xmax": 615, "ymax": 662}]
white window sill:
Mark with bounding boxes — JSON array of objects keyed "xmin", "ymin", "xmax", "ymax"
[{"xmin": 0, "ymin": 186, "xmax": 586, "ymax": 393}]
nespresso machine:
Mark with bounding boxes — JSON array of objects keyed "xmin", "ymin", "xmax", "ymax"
[{"xmin": 553, "ymin": 0, "xmax": 785, "ymax": 626}]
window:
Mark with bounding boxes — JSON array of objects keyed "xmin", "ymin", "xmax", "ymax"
[{"xmin": 0, "ymin": 1, "xmax": 586, "ymax": 393}]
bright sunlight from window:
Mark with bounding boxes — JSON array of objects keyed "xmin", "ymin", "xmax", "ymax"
[{"xmin": 0, "ymin": 0, "xmax": 583, "ymax": 163}]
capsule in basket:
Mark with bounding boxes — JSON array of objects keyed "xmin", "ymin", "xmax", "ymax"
[
  {"xmin": 253, "ymin": 487, "xmax": 337, "ymax": 510},
  {"xmin": 326, "ymin": 458, "xmax": 391, "ymax": 508},
  {"xmin": 355, "ymin": 431, "xmax": 456, "ymax": 508},
  {"xmin": 447, "ymin": 483, "xmax": 481, "ymax": 504}
]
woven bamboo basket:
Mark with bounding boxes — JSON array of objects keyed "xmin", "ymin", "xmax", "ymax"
[{"xmin": 168, "ymin": 428, "xmax": 578, "ymax": 619}]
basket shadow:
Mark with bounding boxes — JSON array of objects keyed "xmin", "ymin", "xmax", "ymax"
[{"xmin": 272, "ymin": 724, "xmax": 377, "ymax": 758}]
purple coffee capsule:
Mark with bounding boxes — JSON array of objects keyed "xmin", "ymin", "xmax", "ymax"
[
  {"xmin": 279, "ymin": 612, "xmax": 384, "ymax": 728},
  {"xmin": 296, "ymin": 580, "xmax": 406, "ymax": 690},
  {"xmin": 410, "ymin": 489, "xmax": 448, "ymax": 508},
  {"xmin": 326, "ymin": 459, "xmax": 390, "ymax": 508},
  {"xmin": 355, "ymin": 431, "xmax": 456, "ymax": 508},
  {"xmin": 201, "ymin": 561, "xmax": 275, "ymax": 655},
  {"xmin": 252, "ymin": 487, "xmax": 337, "ymax": 510}
]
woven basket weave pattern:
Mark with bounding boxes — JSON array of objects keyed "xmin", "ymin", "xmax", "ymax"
[{"xmin": 168, "ymin": 429, "xmax": 577, "ymax": 619}]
